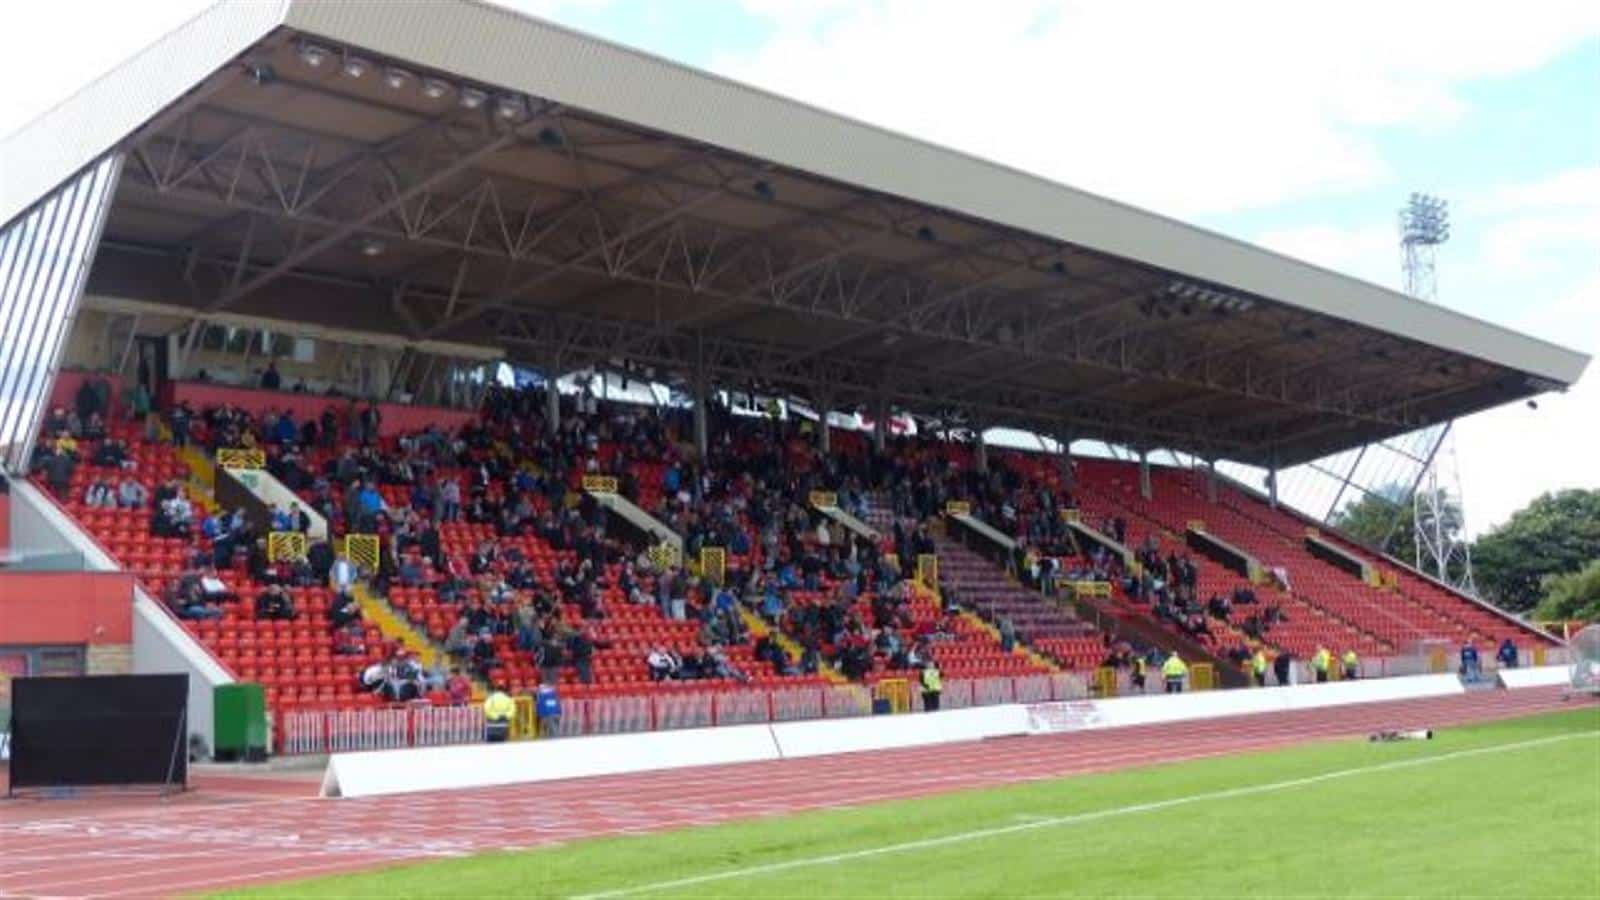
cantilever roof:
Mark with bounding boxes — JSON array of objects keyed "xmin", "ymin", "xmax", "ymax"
[{"xmin": 2, "ymin": 0, "xmax": 1589, "ymax": 467}]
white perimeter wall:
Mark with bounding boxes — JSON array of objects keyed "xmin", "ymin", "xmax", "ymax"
[{"xmin": 319, "ymin": 668, "xmax": 1577, "ymax": 800}]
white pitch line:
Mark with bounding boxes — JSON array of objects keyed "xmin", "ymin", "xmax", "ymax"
[{"xmin": 571, "ymin": 731, "xmax": 1598, "ymax": 900}]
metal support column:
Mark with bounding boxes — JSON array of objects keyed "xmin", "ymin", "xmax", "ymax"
[
  {"xmin": 1205, "ymin": 458, "xmax": 1218, "ymax": 503},
  {"xmin": 1138, "ymin": 449, "xmax": 1152, "ymax": 501},
  {"xmin": 817, "ymin": 392, "xmax": 832, "ymax": 454},
  {"xmin": 692, "ymin": 379, "xmax": 709, "ymax": 460},
  {"xmin": 873, "ymin": 395, "xmax": 888, "ymax": 453},
  {"xmin": 1058, "ymin": 431, "xmax": 1076, "ymax": 490},
  {"xmin": 545, "ymin": 362, "xmax": 561, "ymax": 434},
  {"xmin": 693, "ymin": 334, "xmax": 709, "ymax": 459},
  {"xmin": 974, "ymin": 424, "xmax": 988, "ymax": 474}
]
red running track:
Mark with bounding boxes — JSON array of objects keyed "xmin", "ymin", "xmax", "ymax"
[{"xmin": 0, "ymin": 687, "xmax": 1589, "ymax": 898}]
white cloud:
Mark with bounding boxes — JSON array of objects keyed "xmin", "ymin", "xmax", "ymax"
[
  {"xmin": 0, "ymin": 0, "xmax": 212, "ymax": 139},
  {"xmin": 715, "ymin": 0, "xmax": 1600, "ymax": 217},
  {"xmin": 1472, "ymin": 166, "xmax": 1600, "ymax": 215}
]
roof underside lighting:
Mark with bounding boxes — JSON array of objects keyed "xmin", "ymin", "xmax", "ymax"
[
  {"xmin": 1164, "ymin": 279, "xmax": 1254, "ymax": 314},
  {"xmin": 297, "ymin": 42, "xmax": 331, "ymax": 68},
  {"xmin": 495, "ymin": 94, "xmax": 528, "ymax": 121},
  {"xmin": 420, "ymin": 77, "xmax": 451, "ymax": 100},
  {"xmin": 341, "ymin": 56, "xmax": 371, "ymax": 79},
  {"xmin": 384, "ymin": 67, "xmax": 412, "ymax": 90},
  {"xmin": 459, "ymin": 87, "xmax": 488, "ymax": 110}
]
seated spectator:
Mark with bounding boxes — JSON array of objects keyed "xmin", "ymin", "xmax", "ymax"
[
  {"xmin": 358, "ymin": 661, "xmax": 385, "ymax": 695},
  {"xmin": 334, "ymin": 622, "xmax": 367, "ymax": 656},
  {"xmin": 91, "ymin": 434, "xmax": 123, "ymax": 466},
  {"xmin": 646, "ymin": 646, "xmax": 680, "ymax": 681},
  {"xmin": 329, "ymin": 592, "xmax": 362, "ymax": 630},
  {"xmin": 254, "ymin": 584, "xmax": 297, "ymax": 621},
  {"xmin": 83, "ymin": 478, "xmax": 116, "ymax": 509},
  {"xmin": 117, "ymin": 476, "xmax": 148, "ymax": 509}
]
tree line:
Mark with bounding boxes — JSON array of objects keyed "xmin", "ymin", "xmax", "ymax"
[{"xmin": 1331, "ymin": 487, "xmax": 1600, "ymax": 622}]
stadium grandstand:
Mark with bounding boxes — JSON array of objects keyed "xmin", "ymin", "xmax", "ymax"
[{"xmin": 0, "ymin": 0, "xmax": 1590, "ymax": 770}]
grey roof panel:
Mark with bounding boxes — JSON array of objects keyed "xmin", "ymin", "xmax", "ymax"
[
  {"xmin": 2, "ymin": 0, "xmax": 1588, "ymax": 390},
  {"xmin": 0, "ymin": 1, "xmax": 287, "ymax": 230}
]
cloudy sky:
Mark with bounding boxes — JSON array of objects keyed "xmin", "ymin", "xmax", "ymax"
[{"xmin": 3, "ymin": 0, "xmax": 1595, "ymax": 535}]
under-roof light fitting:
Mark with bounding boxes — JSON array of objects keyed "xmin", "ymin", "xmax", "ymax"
[
  {"xmin": 342, "ymin": 56, "xmax": 371, "ymax": 79},
  {"xmin": 383, "ymin": 67, "xmax": 413, "ymax": 90},
  {"xmin": 357, "ymin": 236, "xmax": 386, "ymax": 258},
  {"xmin": 494, "ymin": 94, "xmax": 528, "ymax": 121},
  {"xmin": 245, "ymin": 62, "xmax": 275, "ymax": 86},
  {"xmin": 459, "ymin": 86, "xmax": 488, "ymax": 110},
  {"xmin": 298, "ymin": 42, "xmax": 332, "ymax": 68},
  {"xmin": 420, "ymin": 77, "xmax": 452, "ymax": 100}
]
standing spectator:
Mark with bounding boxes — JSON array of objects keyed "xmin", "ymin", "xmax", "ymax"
[
  {"xmin": 568, "ymin": 627, "xmax": 596, "ymax": 685},
  {"xmin": 1459, "ymin": 641, "xmax": 1482, "ymax": 683},
  {"xmin": 1251, "ymin": 648, "xmax": 1269, "ymax": 687},
  {"xmin": 445, "ymin": 667, "xmax": 473, "ymax": 705},
  {"xmin": 483, "ymin": 689, "xmax": 514, "ymax": 742},
  {"xmin": 1162, "ymin": 652, "xmax": 1188, "ymax": 694},
  {"xmin": 1342, "ymin": 649, "xmax": 1360, "ymax": 680},
  {"xmin": 1496, "ymin": 638, "xmax": 1519, "ymax": 670},
  {"xmin": 1273, "ymin": 651, "xmax": 1294, "ymax": 687},
  {"xmin": 919, "ymin": 660, "xmax": 943, "ymax": 712},
  {"xmin": 1311, "ymin": 645, "xmax": 1331, "ymax": 683},
  {"xmin": 535, "ymin": 682, "xmax": 561, "ymax": 738}
]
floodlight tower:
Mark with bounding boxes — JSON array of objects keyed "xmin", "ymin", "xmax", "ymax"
[
  {"xmin": 1398, "ymin": 192, "xmax": 1476, "ymax": 595},
  {"xmin": 1399, "ymin": 192, "xmax": 1449, "ymax": 301}
]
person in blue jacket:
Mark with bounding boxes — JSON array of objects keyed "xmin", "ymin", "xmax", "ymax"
[
  {"xmin": 1496, "ymin": 638, "xmax": 1519, "ymax": 670},
  {"xmin": 536, "ymin": 682, "xmax": 562, "ymax": 738}
]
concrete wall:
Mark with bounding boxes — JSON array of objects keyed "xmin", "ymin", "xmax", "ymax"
[
  {"xmin": 7, "ymin": 479, "xmax": 232, "ymax": 749},
  {"xmin": 132, "ymin": 588, "xmax": 231, "ymax": 751},
  {"xmin": 320, "ymin": 669, "xmax": 1526, "ymax": 799}
]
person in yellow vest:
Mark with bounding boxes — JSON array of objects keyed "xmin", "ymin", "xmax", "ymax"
[
  {"xmin": 1342, "ymin": 649, "xmax": 1360, "ymax": 681},
  {"xmin": 483, "ymin": 689, "xmax": 515, "ymax": 743},
  {"xmin": 1162, "ymin": 652, "xmax": 1188, "ymax": 694},
  {"xmin": 1312, "ymin": 646, "xmax": 1332, "ymax": 683},
  {"xmin": 1251, "ymin": 649, "xmax": 1269, "ymax": 688},
  {"xmin": 1131, "ymin": 656, "xmax": 1148, "ymax": 692},
  {"xmin": 920, "ymin": 661, "xmax": 943, "ymax": 712}
]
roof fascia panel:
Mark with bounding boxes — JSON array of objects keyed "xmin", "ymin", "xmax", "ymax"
[{"xmin": 284, "ymin": 0, "xmax": 1587, "ymax": 387}]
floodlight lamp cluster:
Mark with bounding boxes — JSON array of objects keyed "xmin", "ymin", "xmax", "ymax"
[
  {"xmin": 296, "ymin": 40, "xmax": 535, "ymax": 123},
  {"xmin": 1400, "ymin": 192, "xmax": 1450, "ymax": 246}
]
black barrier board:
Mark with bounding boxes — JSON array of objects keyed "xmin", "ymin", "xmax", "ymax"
[{"xmin": 9, "ymin": 674, "xmax": 187, "ymax": 793}]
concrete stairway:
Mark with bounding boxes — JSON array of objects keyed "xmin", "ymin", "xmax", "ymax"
[{"xmin": 933, "ymin": 536, "xmax": 1097, "ymax": 643}]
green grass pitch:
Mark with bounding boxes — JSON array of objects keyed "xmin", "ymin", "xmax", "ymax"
[{"xmin": 221, "ymin": 707, "xmax": 1600, "ymax": 899}]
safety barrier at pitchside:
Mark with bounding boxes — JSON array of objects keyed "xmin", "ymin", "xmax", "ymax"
[{"xmin": 277, "ymin": 675, "xmax": 1085, "ymax": 755}]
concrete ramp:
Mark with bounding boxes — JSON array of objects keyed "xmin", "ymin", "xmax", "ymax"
[
  {"xmin": 588, "ymin": 489, "xmax": 682, "ymax": 551},
  {"xmin": 950, "ymin": 513, "xmax": 1015, "ymax": 552},
  {"xmin": 217, "ymin": 466, "xmax": 328, "ymax": 540}
]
